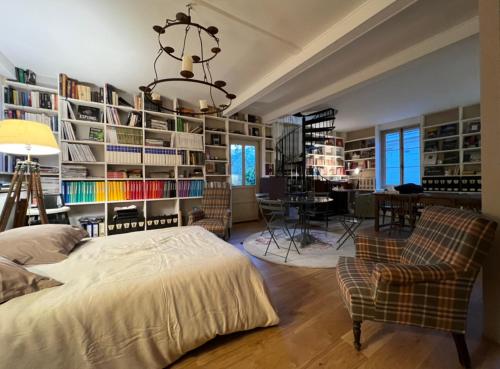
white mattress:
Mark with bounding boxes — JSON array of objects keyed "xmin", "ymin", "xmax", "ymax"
[{"xmin": 0, "ymin": 226, "xmax": 279, "ymax": 369}]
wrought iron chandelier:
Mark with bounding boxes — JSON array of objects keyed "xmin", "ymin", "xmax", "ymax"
[{"xmin": 139, "ymin": 4, "xmax": 236, "ymax": 116}]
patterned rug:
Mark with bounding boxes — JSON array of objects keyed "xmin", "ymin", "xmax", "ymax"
[{"xmin": 243, "ymin": 225, "xmax": 356, "ymax": 268}]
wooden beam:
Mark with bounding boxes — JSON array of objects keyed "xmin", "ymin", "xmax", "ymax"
[
  {"xmin": 226, "ymin": 0, "xmax": 417, "ymax": 116},
  {"xmin": 263, "ymin": 17, "xmax": 479, "ymax": 122}
]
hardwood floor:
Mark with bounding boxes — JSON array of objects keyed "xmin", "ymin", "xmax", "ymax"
[{"xmin": 171, "ymin": 221, "xmax": 500, "ymax": 369}]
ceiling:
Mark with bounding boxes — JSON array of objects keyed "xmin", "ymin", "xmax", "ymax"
[
  {"xmin": 0, "ymin": 0, "xmax": 480, "ymax": 130},
  {"xmin": 0, "ymin": 0, "xmax": 365, "ymax": 106}
]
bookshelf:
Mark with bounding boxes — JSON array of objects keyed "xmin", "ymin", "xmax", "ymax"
[
  {"xmin": 344, "ymin": 136, "xmax": 376, "ymax": 190},
  {"xmin": 1, "ymin": 74, "xmax": 275, "ymax": 235},
  {"xmin": 306, "ymin": 134, "xmax": 346, "ymax": 180},
  {"xmin": 0, "ymin": 78, "xmax": 60, "ymax": 191},
  {"xmin": 421, "ymin": 104, "xmax": 481, "ymax": 193}
]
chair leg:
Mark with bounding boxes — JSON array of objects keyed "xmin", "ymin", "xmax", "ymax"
[
  {"xmin": 452, "ymin": 333, "xmax": 471, "ymax": 369},
  {"xmin": 353, "ymin": 321, "xmax": 362, "ymax": 351}
]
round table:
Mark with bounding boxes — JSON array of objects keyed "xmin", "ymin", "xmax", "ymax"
[{"xmin": 283, "ymin": 195, "xmax": 334, "ymax": 247}]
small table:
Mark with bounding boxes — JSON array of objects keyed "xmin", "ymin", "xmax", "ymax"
[{"xmin": 284, "ymin": 195, "xmax": 334, "ymax": 247}]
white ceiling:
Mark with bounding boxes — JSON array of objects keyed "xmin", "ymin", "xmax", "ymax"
[
  {"xmin": 314, "ymin": 35, "xmax": 480, "ymax": 131},
  {"xmin": 0, "ymin": 0, "xmax": 480, "ymax": 130},
  {"xmin": 0, "ymin": 0, "xmax": 365, "ymax": 106}
]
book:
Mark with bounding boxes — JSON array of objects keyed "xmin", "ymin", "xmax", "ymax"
[{"xmin": 89, "ymin": 128, "xmax": 104, "ymax": 142}]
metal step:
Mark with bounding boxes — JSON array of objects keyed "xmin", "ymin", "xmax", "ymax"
[
  {"xmin": 304, "ymin": 127, "xmax": 332, "ymax": 133},
  {"xmin": 304, "ymin": 136, "xmax": 327, "ymax": 142}
]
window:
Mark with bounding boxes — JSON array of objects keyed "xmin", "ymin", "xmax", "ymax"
[
  {"xmin": 383, "ymin": 127, "xmax": 420, "ymax": 186},
  {"xmin": 231, "ymin": 143, "xmax": 256, "ymax": 186}
]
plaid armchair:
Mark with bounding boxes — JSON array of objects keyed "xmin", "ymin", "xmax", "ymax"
[
  {"xmin": 188, "ymin": 184, "xmax": 231, "ymax": 240},
  {"xmin": 336, "ymin": 206, "xmax": 497, "ymax": 368}
]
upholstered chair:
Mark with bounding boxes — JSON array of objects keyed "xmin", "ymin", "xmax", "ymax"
[
  {"xmin": 188, "ymin": 183, "xmax": 231, "ymax": 240},
  {"xmin": 336, "ymin": 206, "xmax": 497, "ymax": 369}
]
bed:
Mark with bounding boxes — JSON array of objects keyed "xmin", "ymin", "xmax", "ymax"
[{"xmin": 0, "ymin": 226, "xmax": 279, "ymax": 369}]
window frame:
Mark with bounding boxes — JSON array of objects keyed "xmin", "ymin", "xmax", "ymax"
[
  {"xmin": 381, "ymin": 125, "xmax": 421, "ymax": 187},
  {"xmin": 230, "ymin": 142, "xmax": 257, "ymax": 188}
]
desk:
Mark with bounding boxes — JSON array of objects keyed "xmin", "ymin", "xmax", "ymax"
[
  {"xmin": 373, "ymin": 192, "xmax": 481, "ymax": 232},
  {"xmin": 284, "ymin": 195, "xmax": 333, "ymax": 246}
]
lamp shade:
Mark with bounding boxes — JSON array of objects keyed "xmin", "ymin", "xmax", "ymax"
[{"xmin": 0, "ymin": 119, "xmax": 59, "ymax": 156}]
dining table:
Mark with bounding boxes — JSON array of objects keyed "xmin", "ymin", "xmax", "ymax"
[
  {"xmin": 373, "ymin": 191, "xmax": 482, "ymax": 232},
  {"xmin": 283, "ymin": 195, "xmax": 334, "ymax": 247}
]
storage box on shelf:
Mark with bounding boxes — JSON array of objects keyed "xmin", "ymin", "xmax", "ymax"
[{"xmin": 421, "ymin": 104, "xmax": 481, "ymax": 192}]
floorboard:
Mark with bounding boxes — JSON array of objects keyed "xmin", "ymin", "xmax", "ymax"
[{"xmin": 171, "ymin": 221, "xmax": 500, "ymax": 369}]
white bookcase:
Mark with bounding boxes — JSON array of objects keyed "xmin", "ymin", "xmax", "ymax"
[
  {"xmin": 1, "ymin": 74, "xmax": 275, "ymax": 235},
  {"xmin": 420, "ymin": 103, "xmax": 481, "ymax": 193}
]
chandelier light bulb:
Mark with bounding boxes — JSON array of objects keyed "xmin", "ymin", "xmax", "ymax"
[
  {"xmin": 180, "ymin": 55, "xmax": 194, "ymax": 78},
  {"xmin": 199, "ymin": 99, "xmax": 208, "ymax": 111}
]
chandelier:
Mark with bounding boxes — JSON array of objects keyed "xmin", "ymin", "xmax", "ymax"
[{"xmin": 139, "ymin": 4, "xmax": 236, "ymax": 116}]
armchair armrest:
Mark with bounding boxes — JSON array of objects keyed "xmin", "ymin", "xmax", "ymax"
[
  {"xmin": 372, "ymin": 262, "xmax": 464, "ymax": 285},
  {"xmin": 355, "ymin": 235, "xmax": 406, "ymax": 263},
  {"xmin": 188, "ymin": 209, "xmax": 205, "ymax": 225}
]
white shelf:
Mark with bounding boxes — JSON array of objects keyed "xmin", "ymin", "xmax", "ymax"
[
  {"xmin": 205, "ymin": 130, "xmax": 227, "ymax": 135},
  {"xmin": 423, "ymin": 163, "xmax": 460, "ymax": 167},
  {"xmin": 106, "ymin": 124, "xmax": 143, "ymax": 131},
  {"xmin": 462, "ymin": 132, "xmax": 481, "ymax": 137},
  {"xmin": 206, "ymin": 159, "xmax": 227, "ymax": 162},
  {"xmin": 62, "ymin": 177, "xmax": 105, "ymax": 181},
  {"xmin": 345, "ymin": 157, "xmax": 375, "ymax": 162},
  {"xmin": 64, "ymin": 98, "xmax": 104, "ymax": 108},
  {"xmin": 5, "ymin": 80, "xmax": 57, "ymax": 93},
  {"xmin": 61, "ymin": 118, "xmax": 105, "ymax": 126},
  {"xmin": 4, "ymin": 103, "xmax": 58, "ymax": 115},
  {"xmin": 423, "ymin": 120, "xmax": 459, "ymax": 129},
  {"xmin": 144, "ymin": 110, "xmax": 176, "ymax": 119},
  {"xmin": 144, "ymin": 128, "xmax": 174, "ymax": 134},
  {"xmin": 176, "ymin": 114, "xmax": 203, "ymax": 123},
  {"xmin": 66, "ymin": 201, "xmax": 105, "ymax": 206},
  {"xmin": 145, "ymin": 197, "xmax": 177, "ymax": 202},
  {"xmin": 61, "ymin": 161, "xmax": 105, "ymax": 165},
  {"xmin": 107, "ymin": 104, "xmax": 140, "ymax": 112},
  {"xmin": 61, "ymin": 139, "xmax": 105, "ymax": 146},
  {"xmin": 344, "ymin": 147, "xmax": 374, "ymax": 153},
  {"xmin": 179, "ymin": 196, "xmax": 203, "ymax": 199},
  {"xmin": 423, "ymin": 149, "xmax": 459, "ymax": 154},
  {"xmin": 205, "ymin": 144, "xmax": 227, "ymax": 149},
  {"xmin": 423, "ymin": 134, "xmax": 459, "ymax": 141},
  {"xmin": 206, "ymin": 174, "xmax": 229, "ymax": 177}
]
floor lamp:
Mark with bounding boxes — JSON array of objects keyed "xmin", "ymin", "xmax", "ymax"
[{"xmin": 0, "ymin": 119, "xmax": 60, "ymax": 232}]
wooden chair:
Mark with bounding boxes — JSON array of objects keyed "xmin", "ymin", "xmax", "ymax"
[{"xmin": 336, "ymin": 206, "xmax": 497, "ymax": 368}]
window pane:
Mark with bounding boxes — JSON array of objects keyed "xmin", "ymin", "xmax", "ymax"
[
  {"xmin": 403, "ymin": 127, "xmax": 421, "ymax": 184},
  {"xmin": 244, "ymin": 145, "xmax": 256, "ymax": 186},
  {"xmin": 385, "ymin": 131, "xmax": 401, "ymax": 185},
  {"xmin": 231, "ymin": 144, "xmax": 243, "ymax": 186}
]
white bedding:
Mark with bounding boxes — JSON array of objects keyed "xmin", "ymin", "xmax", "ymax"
[{"xmin": 0, "ymin": 226, "xmax": 279, "ymax": 369}]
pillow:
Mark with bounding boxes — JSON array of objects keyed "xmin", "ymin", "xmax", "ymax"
[
  {"xmin": 0, "ymin": 224, "xmax": 88, "ymax": 265},
  {"xmin": 0, "ymin": 256, "xmax": 62, "ymax": 304}
]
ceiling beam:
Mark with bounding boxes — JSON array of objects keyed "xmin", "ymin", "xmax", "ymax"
[
  {"xmin": 262, "ymin": 16, "xmax": 479, "ymax": 122},
  {"xmin": 225, "ymin": 0, "xmax": 417, "ymax": 116}
]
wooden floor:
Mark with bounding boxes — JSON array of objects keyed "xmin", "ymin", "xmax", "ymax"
[{"xmin": 171, "ymin": 221, "xmax": 500, "ymax": 369}]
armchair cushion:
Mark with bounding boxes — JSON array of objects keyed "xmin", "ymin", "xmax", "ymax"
[
  {"xmin": 191, "ymin": 218, "xmax": 225, "ymax": 237},
  {"xmin": 355, "ymin": 235, "xmax": 406, "ymax": 263}
]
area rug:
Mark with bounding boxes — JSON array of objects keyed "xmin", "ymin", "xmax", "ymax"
[{"xmin": 243, "ymin": 226, "xmax": 355, "ymax": 268}]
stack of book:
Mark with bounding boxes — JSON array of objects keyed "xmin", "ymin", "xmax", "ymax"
[
  {"xmin": 62, "ymin": 181, "xmax": 105, "ymax": 203},
  {"xmin": 3, "ymin": 110, "xmax": 58, "ymax": 132},
  {"xmin": 61, "ymin": 142, "xmax": 97, "ymax": 162},
  {"xmin": 144, "ymin": 181, "xmax": 176, "ymax": 199},
  {"xmin": 174, "ymin": 132, "xmax": 203, "ymax": 150},
  {"xmin": 133, "ymin": 95, "xmax": 142, "ymax": 110},
  {"xmin": 112, "ymin": 205, "xmax": 141, "ymax": 222},
  {"xmin": 41, "ymin": 177, "xmax": 59, "ymax": 194},
  {"xmin": 177, "ymin": 180, "xmax": 204, "ymax": 197},
  {"xmin": 106, "ymin": 146, "xmax": 142, "ymax": 164},
  {"xmin": 107, "ymin": 169, "xmax": 142, "ymax": 179},
  {"xmin": 178, "ymin": 150, "xmax": 205, "ymax": 165},
  {"xmin": 59, "ymin": 74, "xmax": 103, "ymax": 102},
  {"xmin": 149, "ymin": 118, "xmax": 175, "ymax": 131},
  {"xmin": 61, "ymin": 165, "xmax": 87, "ymax": 178},
  {"xmin": 106, "ymin": 181, "xmax": 144, "ymax": 201},
  {"xmin": 145, "ymin": 138, "xmax": 168, "ymax": 147},
  {"xmin": 4, "ymin": 87, "xmax": 57, "ymax": 110},
  {"xmin": 144, "ymin": 148, "xmax": 180, "ymax": 166},
  {"xmin": 107, "ymin": 127, "xmax": 142, "ymax": 145},
  {"xmin": 106, "ymin": 107, "xmax": 142, "ymax": 127},
  {"xmin": 39, "ymin": 165, "xmax": 59, "ymax": 176}
]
